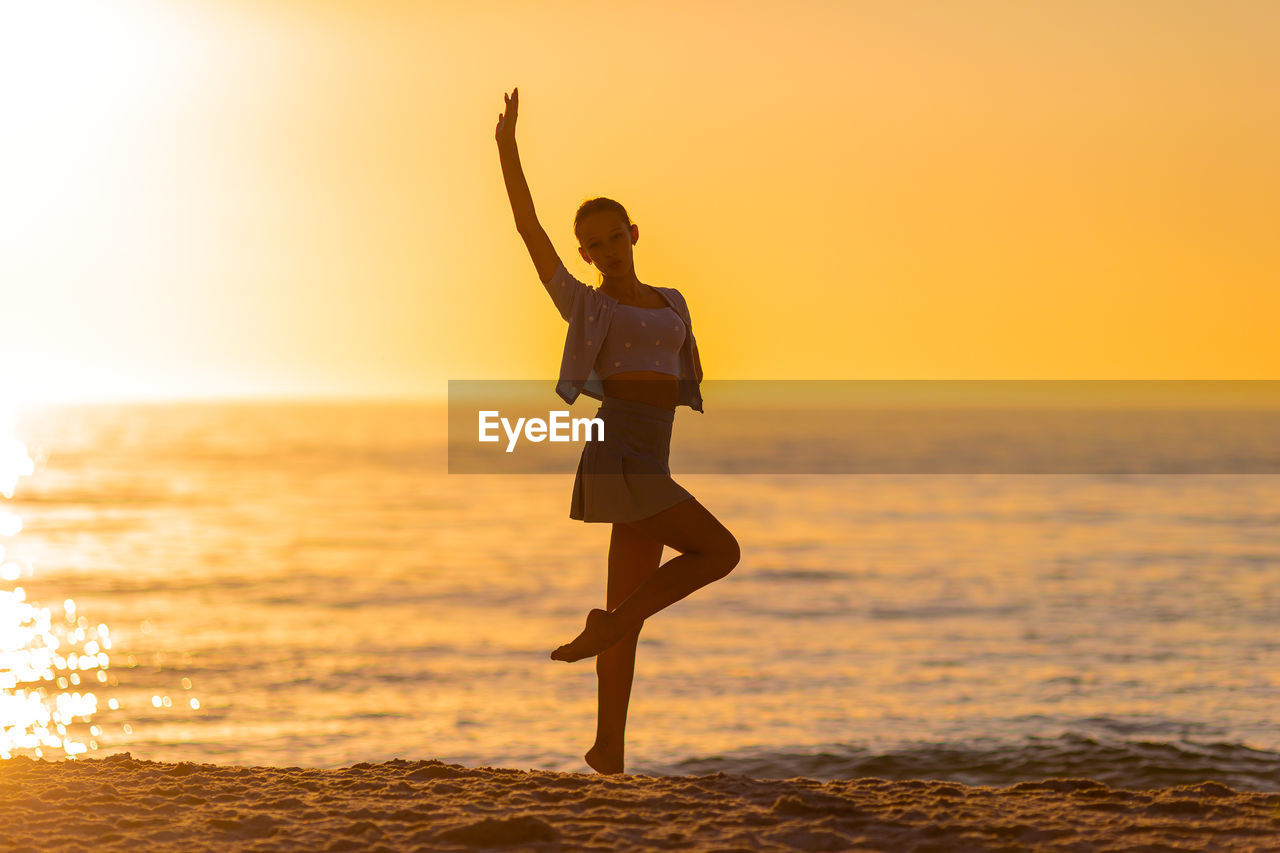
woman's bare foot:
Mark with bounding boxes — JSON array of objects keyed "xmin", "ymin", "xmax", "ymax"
[
  {"xmin": 550, "ymin": 608, "xmax": 629, "ymax": 662},
  {"xmin": 585, "ymin": 740, "xmax": 624, "ymax": 775}
]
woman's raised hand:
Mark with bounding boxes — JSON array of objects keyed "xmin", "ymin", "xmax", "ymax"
[{"xmin": 495, "ymin": 87, "xmax": 519, "ymax": 146}]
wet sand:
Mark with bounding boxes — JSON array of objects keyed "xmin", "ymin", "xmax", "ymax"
[{"xmin": 2, "ymin": 753, "xmax": 1278, "ymax": 851}]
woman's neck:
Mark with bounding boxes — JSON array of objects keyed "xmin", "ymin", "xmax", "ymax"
[{"xmin": 601, "ymin": 273, "xmax": 644, "ymax": 302}]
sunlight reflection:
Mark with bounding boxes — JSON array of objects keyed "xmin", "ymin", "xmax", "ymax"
[
  {"xmin": 0, "ymin": 435, "xmax": 35, "ymax": 499},
  {"xmin": 0, "ymin": 427, "xmax": 111, "ymax": 759}
]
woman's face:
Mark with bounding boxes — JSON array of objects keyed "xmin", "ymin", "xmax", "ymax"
[{"xmin": 577, "ymin": 212, "xmax": 637, "ymax": 274}]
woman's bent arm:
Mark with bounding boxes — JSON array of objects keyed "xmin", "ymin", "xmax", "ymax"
[
  {"xmin": 498, "ymin": 140, "xmax": 537, "ymax": 234},
  {"xmin": 499, "ymin": 143, "xmax": 559, "ymax": 284},
  {"xmin": 496, "ymin": 89, "xmax": 560, "ymax": 284}
]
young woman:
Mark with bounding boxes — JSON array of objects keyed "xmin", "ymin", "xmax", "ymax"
[{"xmin": 496, "ymin": 88, "xmax": 740, "ymax": 775}]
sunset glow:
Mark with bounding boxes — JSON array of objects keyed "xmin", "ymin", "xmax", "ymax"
[{"xmin": 2, "ymin": 0, "xmax": 1276, "ymax": 406}]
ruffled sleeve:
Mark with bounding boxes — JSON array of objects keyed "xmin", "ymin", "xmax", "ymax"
[{"xmin": 541, "ymin": 259, "xmax": 590, "ymax": 322}]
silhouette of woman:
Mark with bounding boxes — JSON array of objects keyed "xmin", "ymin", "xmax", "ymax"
[{"xmin": 496, "ymin": 88, "xmax": 740, "ymax": 775}]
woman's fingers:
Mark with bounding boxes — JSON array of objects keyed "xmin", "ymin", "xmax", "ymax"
[{"xmin": 496, "ymin": 89, "xmax": 518, "ymax": 141}]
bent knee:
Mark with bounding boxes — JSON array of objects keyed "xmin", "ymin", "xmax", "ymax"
[{"xmin": 716, "ymin": 531, "xmax": 741, "ymax": 577}]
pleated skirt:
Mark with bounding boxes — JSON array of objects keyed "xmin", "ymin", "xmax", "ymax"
[{"xmin": 570, "ymin": 395, "xmax": 694, "ymax": 523}]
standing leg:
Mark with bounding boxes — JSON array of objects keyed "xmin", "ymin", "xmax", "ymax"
[{"xmin": 585, "ymin": 522, "xmax": 665, "ymax": 774}]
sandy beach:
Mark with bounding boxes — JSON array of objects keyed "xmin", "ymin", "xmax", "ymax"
[{"xmin": 2, "ymin": 755, "xmax": 1277, "ymax": 851}]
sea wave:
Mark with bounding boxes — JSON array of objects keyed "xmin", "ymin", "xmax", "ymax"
[{"xmin": 644, "ymin": 732, "xmax": 1280, "ymax": 792}]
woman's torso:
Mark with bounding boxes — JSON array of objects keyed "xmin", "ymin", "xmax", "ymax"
[
  {"xmin": 598, "ymin": 290, "xmax": 685, "ymax": 410},
  {"xmin": 601, "ymin": 373, "xmax": 679, "ymax": 409}
]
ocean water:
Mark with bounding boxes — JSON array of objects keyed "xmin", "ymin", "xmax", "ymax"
[{"xmin": 3, "ymin": 401, "xmax": 1279, "ymax": 791}]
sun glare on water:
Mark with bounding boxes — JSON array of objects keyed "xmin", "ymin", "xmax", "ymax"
[{"xmin": 0, "ymin": 411, "xmax": 115, "ymax": 760}]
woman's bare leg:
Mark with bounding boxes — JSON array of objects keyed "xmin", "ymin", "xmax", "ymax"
[
  {"xmin": 551, "ymin": 496, "xmax": 739, "ymax": 663},
  {"xmin": 584, "ymin": 523, "xmax": 665, "ymax": 774}
]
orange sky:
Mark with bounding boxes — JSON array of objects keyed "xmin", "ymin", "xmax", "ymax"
[{"xmin": 2, "ymin": 0, "xmax": 1276, "ymax": 404}]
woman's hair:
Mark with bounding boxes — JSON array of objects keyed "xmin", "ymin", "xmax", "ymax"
[{"xmin": 573, "ymin": 197, "xmax": 632, "ymax": 245}]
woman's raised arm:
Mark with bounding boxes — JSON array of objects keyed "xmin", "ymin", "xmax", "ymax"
[{"xmin": 496, "ymin": 88, "xmax": 560, "ymax": 285}]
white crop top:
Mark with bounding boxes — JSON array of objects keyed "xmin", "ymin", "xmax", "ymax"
[{"xmin": 594, "ymin": 302, "xmax": 687, "ymax": 379}]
